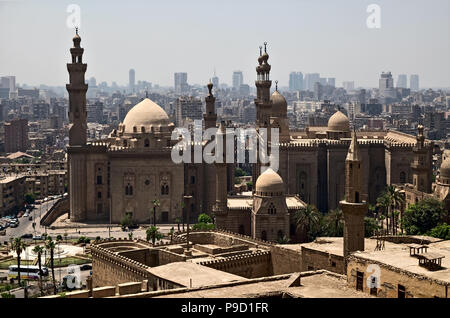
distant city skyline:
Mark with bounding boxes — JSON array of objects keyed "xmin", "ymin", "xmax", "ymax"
[{"xmin": 1, "ymin": 0, "xmax": 449, "ymax": 88}]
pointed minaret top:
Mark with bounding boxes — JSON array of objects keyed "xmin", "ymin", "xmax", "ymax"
[
  {"xmin": 275, "ymin": 80, "xmax": 278, "ymax": 91},
  {"xmin": 346, "ymin": 128, "xmax": 361, "ymax": 161},
  {"xmin": 207, "ymin": 80, "xmax": 213, "ymax": 96}
]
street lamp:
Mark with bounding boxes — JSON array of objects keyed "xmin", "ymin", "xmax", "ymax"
[{"xmin": 152, "ymin": 199, "xmax": 160, "ymax": 227}]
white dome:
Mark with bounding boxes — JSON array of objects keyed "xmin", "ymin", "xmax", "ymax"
[
  {"xmin": 122, "ymin": 98, "xmax": 170, "ymax": 133},
  {"xmin": 255, "ymin": 168, "xmax": 284, "ymax": 194},
  {"xmin": 328, "ymin": 110, "xmax": 350, "ymax": 132}
]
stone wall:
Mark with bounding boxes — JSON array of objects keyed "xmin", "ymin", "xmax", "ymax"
[
  {"xmin": 270, "ymin": 246, "xmax": 302, "ymax": 275},
  {"xmin": 40, "ymin": 197, "xmax": 69, "ymax": 226},
  {"xmin": 197, "ymin": 250, "xmax": 272, "ymax": 278},
  {"xmin": 347, "ymin": 255, "xmax": 449, "ymax": 298},
  {"xmin": 301, "ymin": 246, "xmax": 344, "ymax": 274}
]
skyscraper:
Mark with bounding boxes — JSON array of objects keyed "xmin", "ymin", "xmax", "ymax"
[
  {"xmin": 304, "ymin": 73, "xmax": 320, "ymax": 91},
  {"xmin": 327, "ymin": 78, "xmax": 336, "ymax": 88},
  {"xmin": 174, "ymin": 72, "xmax": 188, "ymax": 93},
  {"xmin": 232, "ymin": 71, "xmax": 243, "ymax": 89},
  {"xmin": 379, "ymin": 72, "xmax": 395, "ymax": 98},
  {"xmin": 289, "ymin": 72, "xmax": 303, "ymax": 91},
  {"xmin": 4, "ymin": 119, "xmax": 29, "ymax": 153},
  {"xmin": 410, "ymin": 74, "xmax": 419, "ymax": 91},
  {"xmin": 397, "ymin": 74, "xmax": 407, "ymax": 88},
  {"xmin": 212, "ymin": 75, "xmax": 219, "ymax": 89},
  {"xmin": 129, "ymin": 69, "xmax": 135, "ymax": 89}
]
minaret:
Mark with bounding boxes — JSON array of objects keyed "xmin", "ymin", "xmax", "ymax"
[
  {"xmin": 213, "ymin": 121, "xmax": 228, "ymax": 229},
  {"xmin": 255, "ymin": 42, "xmax": 272, "ymax": 129},
  {"xmin": 66, "ymin": 28, "xmax": 88, "ymax": 222},
  {"xmin": 411, "ymin": 125, "xmax": 432, "ymax": 193},
  {"xmin": 67, "ymin": 27, "xmax": 88, "ymax": 146},
  {"xmin": 340, "ymin": 129, "xmax": 367, "ymax": 267},
  {"xmin": 204, "ymin": 80, "xmax": 217, "ymax": 130}
]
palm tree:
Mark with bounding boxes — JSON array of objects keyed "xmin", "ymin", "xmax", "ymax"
[
  {"xmin": 10, "ymin": 238, "xmax": 27, "ymax": 286},
  {"xmin": 325, "ymin": 208, "xmax": 343, "ymax": 236},
  {"xmin": 384, "ymin": 185, "xmax": 405, "ymax": 235},
  {"xmin": 45, "ymin": 238, "xmax": 57, "ymax": 295},
  {"xmin": 146, "ymin": 226, "xmax": 163, "ymax": 246},
  {"xmin": 32, "ymin": 245, "xmax": 44, "ymax": 295},
  {"xmin": 376, "ymin": 193, "xmax": 390, "ymax": 234},
  {"xmin": 294, "ymin": 205, "xmax": 321, "ymax": 242},
  {"xmin": 152, "ymin": 199, "xmax": 160, "ymax": 227}
]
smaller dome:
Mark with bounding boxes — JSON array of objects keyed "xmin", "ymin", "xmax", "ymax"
[
  {"xmin": 440, "ymin": 156, "xmax": 450, "ymax": 179},
  {"xmin": 255, "ymin": 168, "xmax": 284, "ymax": 194},
  {"xmin": 328, "ymin": 110, "xmax": 350, "ymax": 132},
  {"xmin": 270, "ymin": 90, "xmax": 287, "ymax": 116},
  {"xmin": 122, "ymin": 98, "xmax": 170, "ymax": 134}
]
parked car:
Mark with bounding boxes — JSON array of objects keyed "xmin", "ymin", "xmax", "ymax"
[
  {"xmin": 9, "ymin": 222, "xmax": 18, "ymax": 228},
  {"xmin": 80, "ymin": 264, "xmax": 92, "ymax": 271},
  {"xmin": 32, "ymin": 236, "xmax": 43, "ymax": 240},
  {"xmin": 21, "ymin": 234, "xmax": 33, "ymax": 239}
]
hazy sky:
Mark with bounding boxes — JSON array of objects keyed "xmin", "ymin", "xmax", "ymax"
[{"xmin": 1, "ymin": 0, "xmax": 449, "ymax": 88}]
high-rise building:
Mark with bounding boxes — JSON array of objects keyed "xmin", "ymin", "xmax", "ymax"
[
  {"xmin": 0, "ymin": 76, "xmax": 16, "ymax": 93},
  {"xmin": 289, "ymin": 72, "xmax": 303, "ymax": 91},
  {"xmin": 87, "ymin": 101, "xmax": 104, "ymax": 123},
  {"xmin": 327, "ymin": 78, "xmax": 336, "ymax": 88},
  {"xmin": 211, "ymin": 76, "xmax": 219, "ymax": 89},
  {"xmin": 232, "ymin": 71, "xmax": 243, "ymax": 89},
  {"xmin": 4, "ymin": 119, "xmax": 29, "ymax": 153},
  {"xmin": 129, "ymin": 69, "xmax": 135, "ymax": 90},
  {"xmin": 304, "ymin": 73, "xmax": 320, "ymax": 91},
  {"xmin": 343, "ymin": 81, "xmax": 355, "ymax": 91},
  {"xmin": 174, "ymin": 72, "xmax": 188, "ymax": 93},
  {"xmin": 175, "ymin": 96, "xmax": 203, "ymax": 126},
  {"xmin": 397, "ymin": 74, "xmax": 407, "ymax": 88},
  {"xmin": 379, "ymin": 72, "xmax": 395, "ymax": 98},
  {"xmin": 410, "ymin": 74, "xmax": 419, "ymax": 91}
]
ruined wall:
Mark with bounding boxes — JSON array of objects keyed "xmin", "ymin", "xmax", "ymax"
[
  {"xmin": 301, "ymin": 247, "xmax": 344, "ymax": 274},
  {"xmin": 197, "ymin": 250, "xmax": 272, "ymax": 278},
  {"xmin": 347, "ymin": 256, "xmax": 449, "ymax": 298},
  {"xmin": 270, "ymin": 246, "xmax": 302, "ymax": 275}
]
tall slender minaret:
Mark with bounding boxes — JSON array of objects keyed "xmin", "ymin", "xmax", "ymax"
[
  {"xmin": 213, "ymin": 121, "xmax": 228, "ymax": 229},
  {"xmin": 67, "ymin": 28, "xmax": 88, "ymax": 146},
  {"xmin": 340, "ymin": 129, "xmax": 367, "ymax": 268},
  {"xmin": 204, "ymin": 80, "xmax": 217, "ymax": 130},
  {"xmin": 66, "ymin": 28, "xmax": 88, "ymax": 221},
  {"xmin": 255, "ymin": 42, "xmax": 272, "ymax": 129},
  {"xmin": 411, "ymin": 125, "xmax": 432, "ymax": 193}
]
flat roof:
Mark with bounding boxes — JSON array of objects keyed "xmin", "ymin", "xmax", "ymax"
[
  {"xmin": 148, "ymin": 262, "xmax": 247, "ymax": 288},
  {"xmin": 352, "ymin": 240, "xmax": 450, "ymax": 283},
  {"xmin": 153, "ymin": 272, "xmax": 373, "ymax": 298}
]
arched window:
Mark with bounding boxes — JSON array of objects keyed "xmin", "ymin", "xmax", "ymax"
[
  {"xmin": 400, "ymin": 171, "xmax": 406, "ymax": 183},
  {"xmin": 123, "ymin": 140, "xmax": 127, "ymax": 147},
  {"xmin": 165, "ymin": 185, "xmax": 169, "ymax": 195},
  {"xmin": 144, "ymin": 139, "xmax": 150, "ymax": 147},
  {"xmin": 161, "ymin": 184, "xmax": 169, "ymax": 195},
  {"xmin": 261, "ymin": 230, "xmax": 267, "ymax": 241},
  {"xmin": 268, "ymin": 203, "xmax": 276, "ymax": 214},
  {"xmin": 141, "ymin": 127, "xmax": 146, "ymax": 133},
  {"xmin": 355, "ymin": 191, "xmax": 360, "ymax": 203},
  {"xmin": 125, "ymin": 184, "xmax": 133, "ymax": 196}
]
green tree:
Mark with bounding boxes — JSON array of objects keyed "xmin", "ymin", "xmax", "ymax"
[
  {"xmin": 234, "ymin": 167, "xmax": 246, "ymax": 177},
  {"xmin": 402, "ymin": 198, "xmax": 446, "ymax": 235},
  {"xmin": 323, "ymin": 208, "xmax": 343, "ymax": 237},
  {"xmin": 277, "ymin": 235, "xmax": 290, "ymax": 244},
  {"xmin": 246, "ymin": 181, "xmax": 253, "ymax": 191},
  {"xmin": 428, "ymin": 223, "xmax": 450, "ymax": 240},
  {"xmin": 169, "ymin": 227, "xmax": 174, "ymax": 243},
  {"xmin": 45, "ymin": 237, "xmax": 57, "ymax": 295},
  {"xmin": 376, "ymin": 193, "xmax": 390, "ymax": 234},
  {"xmin": 383, "ymin": 185, "xmax": 405, "ymax": 235},
  {"xmin": 10, "ymin": 238, "xmax": 27, "ymax": 287},
  {"xmin": 120, "ymin": 214, "xmax": 133, "ymax": 230},
  {"xmin": 294, "ymin": 205, "xmax": 321, "ymax": 242},
  {"xmin": 128, "ymin": 232, "xmax": 133, "ymax": 240},
  {"xmin": 24, "ymin": 193, "xmax": 36, "ymax": 205},
  {"xmin": 32, "ymin": 245, "xmax": 44, "ymax": 296},
  {"xmin": 56, "ymin": 234, "xmax": 63, "ymax": 242},
  {"xmin": 364, "ymin": 217, "xmax": 380, "ymax": 237},
  {"xmin": 192, "ymin": 213, "xmax": 215, "ymax": 231},
  {"xmin": 146, "ymin": 226, "xmax": 163, "ymax": 246}
]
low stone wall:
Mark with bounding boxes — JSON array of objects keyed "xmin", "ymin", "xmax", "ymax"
[
  {"xmin": 368, "ymin": 235, "xmax": 441, "ymax": 245},
  {"xmin": 270, "ymin": 246, "xmax": 303, "ymax": 275},
  {"xmin": 197, "ymin": 250, "xmax": 272, "ymax": 278},
  {"xmin": 40, "ymin": 197, "xmax": 69, "ymax": 227},
  {"xmin": 301, "ymin": 246, "xmax": 344, "ymax": 274}
]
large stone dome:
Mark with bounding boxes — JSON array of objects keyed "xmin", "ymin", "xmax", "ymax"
[
  {"xmin": 255, "ymin": 168, "xmax": 284, "ymax": 194},
  {"xmin": 440, "ymin": 156, "xmax": 450, "ymax": 179},
  {"xmin": 122, "ymin": 98, "xmax": 170, "ymax": 133},
  {"xmin": 328, "ymin": 110, "xmax": 350, "ymax": 132},
  {"xmin": 270, "ymin": 90, "xmax": 287, "ymax": 116}
]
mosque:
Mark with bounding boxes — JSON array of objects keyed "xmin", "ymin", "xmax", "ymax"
[{"xmin": 66, "ymin": 31, "xmax": 435, "ymax": 242}]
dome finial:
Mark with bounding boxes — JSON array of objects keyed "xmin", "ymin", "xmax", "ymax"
[
  {"xmin": 207, "ymin": 80, "xmax": 213, "ymax": 96},
  {"xmin": 75, "ymin": 27, "xmax": 79, "ymax": 35},
  {"xmin": 264, "ymin": 41, "xmax": 267, "ymax": 53},
  {"xmin": 275, "ymin": 80, "xmax": 278, "ymax": 91}
]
